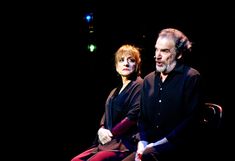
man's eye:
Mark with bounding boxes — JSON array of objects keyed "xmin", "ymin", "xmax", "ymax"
[{"xmin": 162, "ymin": 49, "xmax": 170, "ymax": 53}]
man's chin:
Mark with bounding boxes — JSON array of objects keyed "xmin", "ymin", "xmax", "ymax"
[{"xmin": 156, "ymin": 67, "xmax": 166, "ymax": 73}]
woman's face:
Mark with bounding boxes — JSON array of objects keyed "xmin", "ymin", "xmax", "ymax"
[{"xmin": 116, "ymin": 54, "xmax": 137, "ymax": 77}]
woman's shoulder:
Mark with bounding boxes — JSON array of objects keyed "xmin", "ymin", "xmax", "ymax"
[
  {"xmin": 136, "ymin": 76, "xmax": 143, "ymax": 82},
  {"xmin": 133, "ymin": 76, "xmax": 143, "ymax": 85}
]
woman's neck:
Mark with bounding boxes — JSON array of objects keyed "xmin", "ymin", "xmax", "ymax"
[
  {"xmin": 122, "ymin": 78, "xmax": 131, "ymax": 85},
  {"xmin": 119, "ymin": 77, "xmax": 131, "ymax": 94}
]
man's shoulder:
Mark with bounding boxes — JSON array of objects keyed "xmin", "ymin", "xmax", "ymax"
[
  {"xmin": 186, "ymin": 66, "xmax": 200, "ymax": 77},
  {"xmin": 144, "ymin": 71, "xmax": 156, "ymax": 79}
]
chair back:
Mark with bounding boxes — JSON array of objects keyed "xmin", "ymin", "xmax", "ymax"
[{"xmin": 202, "ymin": 102, "xmax": 223, "ymax": 128}]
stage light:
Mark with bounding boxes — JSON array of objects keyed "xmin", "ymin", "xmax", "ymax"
[
  {"xmin": 84, "ymin": 13, "xmax": 93, "ymax": 23},
  {"xmin": 87, "ymin": 44, "xmax": 97, "ymax": 53}
]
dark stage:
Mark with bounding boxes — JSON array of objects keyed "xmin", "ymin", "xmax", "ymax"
[
  {"xmin": 61, "ymin": 2, "xmax": 231, "ymax": 160},
  {"xmin": 11, "ymin": 1, "xmax": 233, "ymax": 161}
]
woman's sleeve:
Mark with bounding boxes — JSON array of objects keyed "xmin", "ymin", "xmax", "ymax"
[{"xmin": 111, "ymin": 117, "xmax": 136, "ymax": 136}]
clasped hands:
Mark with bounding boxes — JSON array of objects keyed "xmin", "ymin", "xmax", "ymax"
[
  {"xmin": 98, "ymin": 127, "xmax": 113, "ymax": 145},
  {"xmin": 135, "ymin": 138, "xmax": 168, "ymax": 161}
]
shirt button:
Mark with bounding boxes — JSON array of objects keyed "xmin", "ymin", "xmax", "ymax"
[{"xmin": 159, "ymin": 100, "xmax": 162, "ymax": 103}]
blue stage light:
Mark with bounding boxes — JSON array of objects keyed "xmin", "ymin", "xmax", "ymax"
[{"xmin": 85, "ymin": 13, "xmax": 93, "ymax": 23}]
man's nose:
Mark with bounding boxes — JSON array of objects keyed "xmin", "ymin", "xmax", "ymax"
[{"xmin": 154, "ymin": 54, "xmax": 161, "ymax": 60}]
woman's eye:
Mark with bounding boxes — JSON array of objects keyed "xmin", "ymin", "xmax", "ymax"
[
  {"xmin": 129, "ymin": 58, "xmax": 136, "ymax": 63},
  {"xmin": 119, "ymin": 58, "xmax": 124, "ymax": 62},
  {"xmin": 119, "ymin": 57, "xmax": 135, "ymax": 63}
]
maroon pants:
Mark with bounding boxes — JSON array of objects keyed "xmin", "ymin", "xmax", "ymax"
[{"xmin": 71, "ymin": 147, "xmax": 130, "ymax": 161}]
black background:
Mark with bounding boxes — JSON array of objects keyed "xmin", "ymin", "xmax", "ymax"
[{"xmin": 6, "ymin": 1, "xmax": 233, "ymax": 161}]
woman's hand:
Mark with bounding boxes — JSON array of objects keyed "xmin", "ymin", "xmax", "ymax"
[{"xmin": 97, "ymin": 128, "xmax": 113, "ymax": 144}]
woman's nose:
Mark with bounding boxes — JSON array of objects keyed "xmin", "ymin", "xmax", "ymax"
[{"xmin": 123, "ymin": 59, "xmax": 129, "ymax": 64}]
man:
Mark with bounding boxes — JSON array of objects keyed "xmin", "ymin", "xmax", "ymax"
[{"xmin": 135, "ymin": 28, "xmax": 204, "ymax": 161}]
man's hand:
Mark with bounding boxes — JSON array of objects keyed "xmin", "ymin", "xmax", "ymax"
[
  {"xmin": 135, "ymin": 140, "xmax": 148, "ymax": 161},
  {"xmin": 145, "ymin": 137, "xmax": 168, "ymax": 148}
]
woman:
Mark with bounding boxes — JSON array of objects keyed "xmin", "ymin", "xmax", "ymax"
[{"xmin": 71, "ymin": 44, "xmax": 143, "ymax": 161}]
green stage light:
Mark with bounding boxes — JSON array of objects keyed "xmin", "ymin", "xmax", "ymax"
[{"xmin": 87, "ymin": 44, "xmax": 96, "ymax": 52}]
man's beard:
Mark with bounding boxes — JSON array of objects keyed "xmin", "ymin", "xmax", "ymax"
[{"xmin": 156, "ymin": 61, "xmax": 176, "ymax": 74}]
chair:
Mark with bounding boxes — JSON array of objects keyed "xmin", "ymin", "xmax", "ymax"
[
  {"xmin": 197, "ymin": 103, "xmax": 224, "ymax": 161},
  {"xmin": 202, "ymin": 102, "xmax": 223, "ymax": 128}
]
